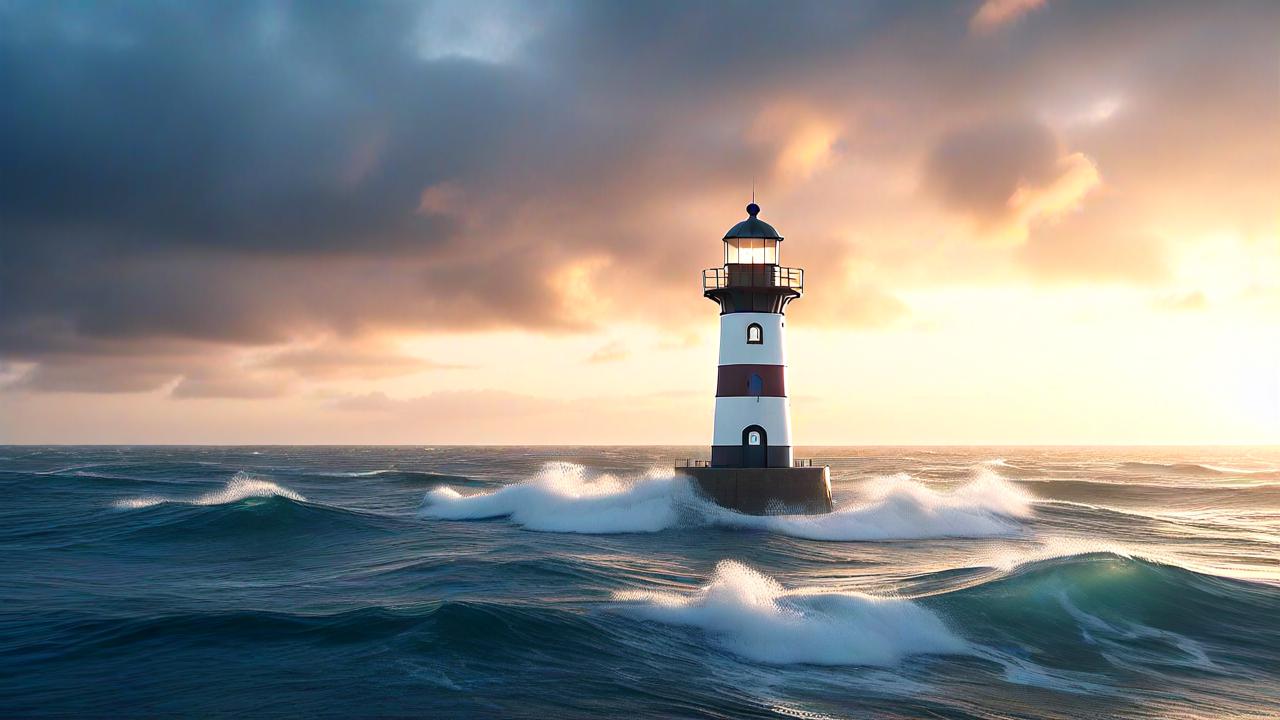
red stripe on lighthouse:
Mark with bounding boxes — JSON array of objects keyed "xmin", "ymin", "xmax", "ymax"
[{"xmin": 715, "ymin": 364, "xmax": 787, "ymax": 397}]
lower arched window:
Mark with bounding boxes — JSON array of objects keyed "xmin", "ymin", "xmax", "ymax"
[{"xmin": 746, "ymin": 323, "xmax": 763, "ymax": 344}]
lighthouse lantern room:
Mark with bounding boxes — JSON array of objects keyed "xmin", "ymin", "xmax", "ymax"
[{"xmin": 678, "ymin": 203, "xmax": 832, "ymax": 515}]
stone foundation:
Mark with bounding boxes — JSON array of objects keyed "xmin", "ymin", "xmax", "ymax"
[{"xmin": 679, "ymin": 466, "xmax": 832, "ymax": 515}]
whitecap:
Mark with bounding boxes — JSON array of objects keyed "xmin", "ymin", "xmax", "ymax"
[
  {"xmin": 112, "ymin": 471, "xmax": 305, "ymax": 509},
  {"xmin": 615, "ymin": 560, "xmax": 970, "ymax": 666},
  {"xmin": 421, "ymin": 463, "xmax": 1034, "ymax": 540},
  {"xmin": 717, "ymin": 468, "xmax": 1034, "ymax": 541},
  {"xmin": 420, "ymin": 462, "xmax": 682, "ymax": 533}
]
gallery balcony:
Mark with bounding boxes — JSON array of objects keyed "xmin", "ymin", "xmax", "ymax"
[{"xmin": 702, "ymin": 264, "xmax": 804, "ymax": 292}]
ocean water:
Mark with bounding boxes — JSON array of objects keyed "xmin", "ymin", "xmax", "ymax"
[{"xmin": 2, "ymin": 446, "xmax": 1278, "ymax": 719}]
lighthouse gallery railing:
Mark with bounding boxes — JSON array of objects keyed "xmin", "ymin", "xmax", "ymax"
[{"xmin": 702, "ymin": 265, "xmax": 804, "ymax": 291}]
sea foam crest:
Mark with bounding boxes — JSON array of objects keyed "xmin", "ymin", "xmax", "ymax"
[
  {"xmin": 421, "ymin": 463, "xmax": 1034, "ymax": 539},
  {"xmin": 727, "ymin": 468, "xmax": 1034, "ymax": 541},
  {"xmin": 112, "ymin": 471, "xmax": 305, "ymax": 509},
  {"xmin": 420, "ymin": 462, "xmax": 682, "ymax": 533},
  {"xmin": 615, "ymin": 560, "xmax": 970, "ymax": 666}
]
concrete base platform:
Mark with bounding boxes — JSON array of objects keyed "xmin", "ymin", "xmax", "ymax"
[{"xmin": 680, "ymin": 466, "xmax": 832, "ymax": 515}]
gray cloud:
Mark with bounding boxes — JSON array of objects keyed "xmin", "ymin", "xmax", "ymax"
[
  {"xmin": 924, "ymin": 119, "xmax": 1063, "ymax": 222},
  {"xmin": 2, "ymin": 0, "xmax": 1276, "ymax": 394}
]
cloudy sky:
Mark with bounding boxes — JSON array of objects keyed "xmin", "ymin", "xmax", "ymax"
[{"xmin": 2, "ymin": 0, "xmax": 1277, "ymax": 444}]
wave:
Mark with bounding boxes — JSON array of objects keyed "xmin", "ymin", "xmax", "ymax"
[
  {"xmin": 420, "ymin": 462, "xmax": 684, "ymax": 533},
  {"xmin": 1120, "ymin": 461, "xmax": 1280, "ymax": 478},
  {"xmin": 326, "ymin": 469, "xmax": 476, "ymax": 487},
  {"xmin": 101, "ymin": 473, "xmax": 403, "ymax": 543},
  {"xmin": 933, "ymin": 550, "xmax": 1280, "ymax": 681},
  {"xmin": 611, "ymin": 552, "xmax": 1280, "ymax": 679},
  {"xmin": 720, "ymin": 469, "xmax": 1033, "ymax": 541},
  {"xmin": 20, "ymin": 601, "xmax": 605, "ymax": 665},
  {"xmin": 420, "ymin": 463, "xmax": 1034, "ymax": 540},
  {"xmin": 112, "ymin": 472, "xmax": 305, "ymax": 509},
  {"xmin": 614, "ymin": 560, "xmax": 970, "ymax": 666}
]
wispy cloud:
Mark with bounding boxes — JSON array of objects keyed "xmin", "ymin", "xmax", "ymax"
[{"xmin": 970, "ymin": 0, "xmax": 1047, "ymax": 34}]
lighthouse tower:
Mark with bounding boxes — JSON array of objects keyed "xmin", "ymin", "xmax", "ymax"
[{"xmin": 678, "ymin": 203, "xmax": 832, "ymax": 515}]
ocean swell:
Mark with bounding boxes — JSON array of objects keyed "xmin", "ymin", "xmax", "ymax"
[{"xmin": 615, "ymin": 560, "xmax": 970, "ymax": 666}]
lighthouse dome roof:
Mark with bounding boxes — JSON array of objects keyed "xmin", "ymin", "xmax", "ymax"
[{"xmin": 723, "ymin": 203, "xmax": 783, "ymax": 240}]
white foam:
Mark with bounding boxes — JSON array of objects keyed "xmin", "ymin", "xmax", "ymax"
[
  {"xmin": 420, "ymin": 463, "xmax": 1034, "ymax": 540},
  {"xmin": 420, "ymin": 462, "xmax": 683, "ymax": 533},
  {"xmin": 113, "ymin": 496, "xmax": 166, "ymax": 510},
  {"xmin": 719, "ymin": 469, "xmax": 1034, "ymax": 541},
  {"xmin": 112, "ymin": 471, "xmax": 305, "ymax": 509},
  {"xmin": 615, "ymin": 560, "xmax": 970, "ymax": 666}
]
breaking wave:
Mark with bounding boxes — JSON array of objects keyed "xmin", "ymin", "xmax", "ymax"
[
  {"xmin": 112, "ymin": 472, "xmax": 306, "ymax": 509},
  {"xmin": 420, "ymin": 462, "xmax": 1033, "ymax": 539},
  {"xmin": 420, "ymin": 462, "xmax": 684, "ymax": 533},
  {"xmin": 614, "ymin": 560, "xmax": 970, "ymax": 666},
  {"xmin": 721, "ymin": 469, "xmax": 1032, "ymax": 540}
]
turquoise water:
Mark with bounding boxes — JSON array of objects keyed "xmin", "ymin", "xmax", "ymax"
[{"xmin": 2, "ymin": 446, "xmax": 1278, "ymax": 718}]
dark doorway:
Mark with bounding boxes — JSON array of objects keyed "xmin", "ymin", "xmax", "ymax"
[{"xmin": 742, "ymin": 425, "xmax": 767, "ymax": 468}]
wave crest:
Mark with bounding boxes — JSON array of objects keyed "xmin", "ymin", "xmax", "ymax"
[
  {"xmin": 420, "ymin": 462, "xmax": 683, "ymax": 533},
  {"xmin": 615, "ymin": 560, "xmax": 970, "ymax": 666},
  {"xmin": 112, "ymin": 472, "xmax": 305, "ymax": 509},
  {"xmin": 420, "ymin": 463, "xmax": 1034, "ymax": 540},
  {"xmin": 726, "ymin": 468, "xmax": 1033, "ymax": 541}
]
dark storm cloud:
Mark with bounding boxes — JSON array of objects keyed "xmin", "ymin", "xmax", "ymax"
[
  {"xmin": 0, "ymin": 1, "xmax": 509, "ymax": 251},
  {"xmin": 2, "ymin": 0, "xmax": 1277, "ymax": 394},
  {"xmin": 0, "ymin": 0, "xmax": 850, "ymax": 374}
]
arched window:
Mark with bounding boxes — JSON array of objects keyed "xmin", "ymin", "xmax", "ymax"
[
  {"xmin": 747, "ymin": 373, "xmax": 764, "ymax": 396},
  {"xmin": 746, "ymin": 323, "xmax": 763, "ymax": 344}
]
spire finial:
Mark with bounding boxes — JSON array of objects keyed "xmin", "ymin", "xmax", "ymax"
[{"xmin": 746, "ymin": 201, "xmax": 760, "ymax": 218}]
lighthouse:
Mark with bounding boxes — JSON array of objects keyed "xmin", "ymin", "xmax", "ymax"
[{"xmin": 678, "ymin": 203, "xmax": 832, "ymax": 515}]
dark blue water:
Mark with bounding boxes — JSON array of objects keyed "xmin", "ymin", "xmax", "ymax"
[{"xmin": 2, "ymin": 446, "xmax": 1278, "ymax": 718}]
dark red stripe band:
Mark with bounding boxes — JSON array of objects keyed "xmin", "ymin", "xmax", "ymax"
[{"xmin": 716, "ymin": 364, "xmax": 786, "ymax": 397}]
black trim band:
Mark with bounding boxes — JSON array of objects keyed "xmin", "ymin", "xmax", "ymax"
[{"xmin": 711, "ymin": 445, "xmax": 793, "ymax": 469}]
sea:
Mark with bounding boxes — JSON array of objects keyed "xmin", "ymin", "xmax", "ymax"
[{"xmin": 2, "ymin": 446, "xmax": 1278, "ymax": 719}]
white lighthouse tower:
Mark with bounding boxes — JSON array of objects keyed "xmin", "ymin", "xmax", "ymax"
[{"xmin": 679, "ymin": 203, "xmax": 831, "ymax": 515}]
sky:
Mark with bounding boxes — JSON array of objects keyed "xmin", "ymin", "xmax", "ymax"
[{"xmin": 1, "ymin": 0, "xmax": 1278, "ymax": 445}]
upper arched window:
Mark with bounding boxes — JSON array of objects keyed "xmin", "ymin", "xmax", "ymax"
[{"xmin": 746, "ymin": 323, "xmax": 763, "ymax": 344}]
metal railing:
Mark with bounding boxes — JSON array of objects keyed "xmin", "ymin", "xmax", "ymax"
[
  {"xmin": 703, "ymin": 265, "xmax": 804, "ymax": 292},
  {"xmin": 676, "ymin": 458, "xmax": 827, "ymax": 469},
  {"xmin": 675, "ymin": 459, "xmax": 712, "ymax": 468}
]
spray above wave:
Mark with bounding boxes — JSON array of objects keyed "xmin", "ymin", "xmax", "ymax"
[
  {"xmin": 113, "ymin": 472, "xmax": 306, "ymax": 509},
  {"xmin": 614, "ymin": 560, "xmax": 970, "ymax": 666},
  {"xmin": 420, "ymin": 462, "xmax": 1033, "ymax": 540}
]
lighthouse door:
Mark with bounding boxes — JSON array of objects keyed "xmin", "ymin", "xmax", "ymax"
[{"xmin": 742, "ymin": 425, "xmax": 768, "ymax": 468}]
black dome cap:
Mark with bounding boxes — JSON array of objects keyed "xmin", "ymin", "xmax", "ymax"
[{"xmin": 723, "ymin": 203, "xmax": 783, "ymax": 240}]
